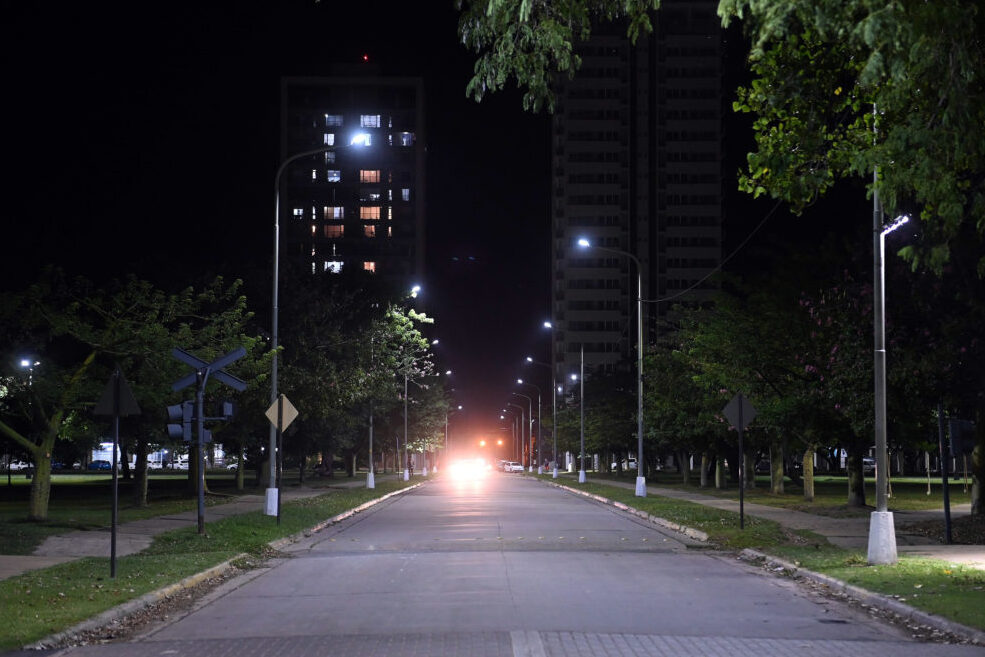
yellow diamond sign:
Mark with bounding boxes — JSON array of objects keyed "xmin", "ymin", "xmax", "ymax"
[{"xmin": 265, "ymin": 394, "xmax": 298, "ymax": 432}]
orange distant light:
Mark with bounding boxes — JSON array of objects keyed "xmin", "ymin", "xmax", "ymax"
[
  {"xmin": 479, "ymin": 440, "xmax": 486, "ymax": 447},
  {"xmin": 497, "ymin": 439, "xmax": 503, "ymax": 446}
]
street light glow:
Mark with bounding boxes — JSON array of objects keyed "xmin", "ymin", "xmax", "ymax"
[
  {"xmin": 577, "ymin": 238, "xmax": 590, "ymax": 248},
  {"xmin": 349, "ymin": 132, "xmax": 372, "ymax": 146},
  {"xmin": 543, "ymin": 321, "xmax": 552, "ymax": 329},
  {"xmin": 882, "ymin": 214, "xmax": 910, "ymax": 236}
]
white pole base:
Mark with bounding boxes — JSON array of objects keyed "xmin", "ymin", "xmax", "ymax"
[
  {"xmin": 537, "ymin": 466, "xmax": 543, "ymax": 475},
  {"xmin": 264, "ymin": 488, "xmax": 278, "ymax": 516},
  {"xmin": 422, "ymin": 466, "xmax": 429, "ymax": 477},
  {"xmin": 529, "ymin": 465, "xmax": 534, "ymax": 472},
  {"xmin": 552, "ymin": 467, "xmax": 558, "ymax": 479},
  {"xmin": 635, "ymin": 476, "xmax": 647, "ymax": 497},
  {"xmin": 578, "ymin": 470, "xmax": 586, "ymax": 483},
  {"xmin": 403, "ymin": 469, "xmax": 410, "ymax": 481},
  {"xmin": 432, "ymin": 465, "xmax": 438, "ymax": 473},
  {"xmin": 867, "ymin": 511, "xmax": 898, "ymax": 565},
  {"xmin": 367, "ymin": 471, "xmax": 375, "ymax": 489}
]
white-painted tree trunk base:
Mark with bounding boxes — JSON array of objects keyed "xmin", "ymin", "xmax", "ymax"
[{"xmin": 867, "ymin": 511, "xmax": 898, "ymax": 564}]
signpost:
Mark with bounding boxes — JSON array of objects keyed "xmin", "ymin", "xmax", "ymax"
[
  {"xmin": 265, "ymin": 394, "xmax": 298, "ymax": 524},
  {"xmin": 723, "ymin": 393, "xmax": 756, "ymax": 530},
  {"xmin": 171, "ymin": 347, "xmax": 247, "ymax": 534},
  {"xmin": 93, "ymin": 367, "xmax": 141, "ymax": 578}
]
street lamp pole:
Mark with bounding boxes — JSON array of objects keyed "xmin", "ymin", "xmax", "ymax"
[
  {"xmin": 403, "ymin": 373, "xmax": 410, "ymax": 481},
  {"xmin": 268, "ymin": 143, "xmax": 351, "ymax": 516},
  {"xmin": 512, "ymin": 392, "xmax": 533, "ymax": 471},
  {"xmin": 868, "ymin": 187, "xmax": 907, "ymax": 565},
  {"xmin": 507, "ymin": 403, "xmax": 524, "ymax": 463},
  {"xmin": 517, "ymin": 380, "xmax": 542, "ymax": 473},
  {"xmin": 578, "ymin": 238, "xmax": 646, "ymax": 497},
  {"xmin": 579, "ymin": 345, "xmax": 586, "ymax": 483}
]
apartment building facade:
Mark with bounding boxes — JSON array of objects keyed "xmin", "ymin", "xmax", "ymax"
[{"xmin": 551, "ymin": 0, "xmax": 724, "ymax": 381}]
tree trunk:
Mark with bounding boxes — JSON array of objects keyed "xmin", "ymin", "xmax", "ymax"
[
  {"xmin": 972, "ymin": 406, "xmax": 985, "ymax": 515},
  {"xmin": 235, "ymin": 446, "xmax": 245, "ymax": 491},
  {"xmin": 27, "ymin": 452, "xmax": 52, "ymax": 521},
  {"xmin": 715, "ymin": 455, "xmax": 727, "ymax": 489},
  {"xmin": 770, "ymin": 445, "xmax": 784, "ymax": 494},
  {"xmin": 846, "ymin": 448, "xmax": 866, "ymax": 507},
  {"xmin": 678, "ymin": 451, "xmax": 691, "ymax": 485},
  {"xmin": 133, "ymin": 440, "xmax": 148, "ymax": 507},
  {"xmin": 802, "ymin": 446, "xmax": 815, "ymax": 502},
  {"xmin": 699, "ymin": 453, "xmax": 710, "ymax": 488},
  {"xmin": 120, "ymin": 442, "xmax": 131, "ymax": 481}
]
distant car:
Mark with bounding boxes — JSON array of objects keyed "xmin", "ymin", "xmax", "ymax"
[
  {"xmin": 88, "ymin": 460, "xmax": 111, "ymax": 470},
  {"xmin": 504, "ymin": 461, "xmax": 524, "ymax": 473},
  {"xmin": 862, "ymin": 457, "xmax": 876, "ymax": 473},
  {"xmin": 611, "ymin": 459, "xmax": 637, "ymax": 470},
  {"xmin": 226, "ymin": 462, "xmax": 242, "ymax": 471},
  {"xmin": 51, "ymin": 461, "xmax": 66, "ymax": 470},
  {"xmin": 8, "ymin": 460, "xmax": 31, "ymax": 471}
]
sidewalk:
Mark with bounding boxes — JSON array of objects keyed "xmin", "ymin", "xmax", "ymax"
[
  {"xmin": 0, "ymin": 475, "xmax": 390, "ymax": 582},
  {"xmin": 579, "ymin": 474, "xmax": 985, "ymax": 569}
]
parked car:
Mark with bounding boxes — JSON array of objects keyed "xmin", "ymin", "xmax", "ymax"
[
  {"xmin": 504, "ymin": 461, "xmax": 524, "ymax": 472},
  {"xmin": 8, "ymin": 460, "xmax": 31, "ymax": 471},
  {"xmin": 88, "ymin": 460, "xmax": 111, "ymax": 470},
  {"xmin": 862, "ymin": 457, "xmax": 876, "ymax": 473},
  {"xmin": 610, "ymin": 459, "xmax": 637, "ymax": 470}
]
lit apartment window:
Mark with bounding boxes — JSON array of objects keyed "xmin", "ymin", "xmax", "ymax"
[
  {"xmin": 360, "ymin": 169, "xmax": 381, "ymax": 183},
  {"xmin": 327, "ymin": 170, "xmax": 341, "ymax": 182},
  {"xmin": 325, "ymin": 260, "xmax": 343, "ymax": 274},
  {"xmin": 293, "ymin": 208, "xmax": 303, "ymax": 217},
  {"xmin": 363, "ymin": 262, "xmax": 377, "ymax": 273},
  {"xmin": 312, "ymin": 169, "xmax": 317, "ymax": 180},
  {"xmin": 387, "ymin": 226, "xmax": 393, "ymax": 238},
  {"xmin": 324, "ymin": 151, "xmax": 336, "ymax": 164},
  {"xmin": 324, "ymin": 206, "xmax": 344, "ymax": 219},
  {"xmin": 360, "ymin": 114, "xmax": 381, "ymax": 128},
  {"xmin": 324, "ymin": 225, "xmax": 344, "ymax": 238},
  {"xmin": 399, "ymin": 132, "xmax": 415, "ymax": 146},
  {"xmin": 360, "ymin": 206, "xmax": 381, "ymax": 220},
  {"xmin": 363, "ymin": 225, "xmax": 376, "ymax": 238},
  {"xmin": 387, "ymin": 207, "xmax": 393, "ymax": 220},
  {"xmin": 325, "ymin": 114, "xmax": 343, "ymax": 127},
  {"xmin": 401, "ymin": 188, "xmax": 411, "ymax": 202},
  {"xmin": 323, "ymin": 133, "xmax": 335, "ymax": 145}
]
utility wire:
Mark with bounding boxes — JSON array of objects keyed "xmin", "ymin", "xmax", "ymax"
[{"xmin": 643, "ymin": 199, "xmax": 782, "ymax": 305}]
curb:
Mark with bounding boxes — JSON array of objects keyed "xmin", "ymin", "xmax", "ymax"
[
  {"xmin": 738, "ymin": 548, "xmax": 985, "ymax": 646},
  {"xmin": 542, "ymin": 479, "xmax": 710, "ymax": 542},
  {"xmin": 25, "ymin": 481, "xmax": 423, "ymax": 650}
]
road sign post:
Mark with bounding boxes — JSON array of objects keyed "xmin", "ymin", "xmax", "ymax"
[
  {"xmin": 723, "ymin": 393, "xmax": 756, "ymax": 530},
  {"xmin": 265, "ymin": 394, "xmax": 298, "ymax": 523},
  {"xmin": 171, "ymin": 347, "xmax": 247, "ymax": 534},
  {"xmin": 93, "ymin": 367, "xmax": 141, "ymax": 578}
]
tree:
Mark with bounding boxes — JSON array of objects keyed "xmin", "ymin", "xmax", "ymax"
[{"xmin": 0, "ymin": 271, "xmax": 263, "ymax": 519}]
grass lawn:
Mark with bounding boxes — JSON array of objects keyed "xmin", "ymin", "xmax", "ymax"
[
  {"xmin": 0, "ymin": 477, "xmax": 416, "ymax": 651},
  {"xmin": 587, "ymin": 470, "xmax": 972, "ymax": 516},
  {"xmin": 0, "ymin": 469, "xmax": 373, "ymax": 555}
]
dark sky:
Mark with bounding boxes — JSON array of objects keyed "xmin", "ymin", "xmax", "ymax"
[{"xmin": 3, "ymin": 2, "xmax": 551, "ymax": 438}]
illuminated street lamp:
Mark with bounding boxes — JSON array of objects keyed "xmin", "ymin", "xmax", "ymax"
[
  {"xmin": 268, "ymin": 140, "xmax": 371, "ymax": 515},
  {"xmin": 577, "ymin": 237, "xmax": 646, "ymax": 497},
  {"xmin": 868, "ymin": 207, "xmax": 909, "ymax": 565}
]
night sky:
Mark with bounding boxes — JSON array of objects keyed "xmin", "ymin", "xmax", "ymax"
[
  {"xmin": 3, "ymin": 2, "xmax": 551, "ymax": 439},
  {"xmin": 3, "ymin": 2, "xmax": 872, "ymax": 443}
]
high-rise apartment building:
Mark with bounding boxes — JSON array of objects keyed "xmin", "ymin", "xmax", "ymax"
[
  {"xmin": 551, "ymin": 1, "xmax": 724, "ymax": 380},
  {"xmin": 280, "ymin": 74, "xmax": 425, "ymax": 285}
]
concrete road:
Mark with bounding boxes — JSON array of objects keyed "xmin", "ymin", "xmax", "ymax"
[{"xmin": 51, "ymin": 473, "xmax": 985, "ymax": 656}]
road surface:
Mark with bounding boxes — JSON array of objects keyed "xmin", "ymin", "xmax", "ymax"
[{"xmin": 48, "ymin": 471, "xmax": 985, "ymax": 656}]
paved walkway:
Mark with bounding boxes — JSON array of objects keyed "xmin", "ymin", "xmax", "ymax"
[
  {"xmin": 575, "ymin": 474, "xmax": 985, "ymax": 568},
  {"xmin": 0, "ymin": 475, "xmax": 396, "ymax": 581}
]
